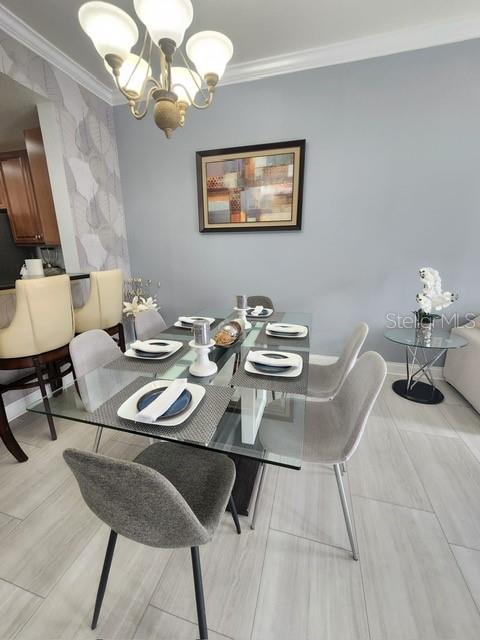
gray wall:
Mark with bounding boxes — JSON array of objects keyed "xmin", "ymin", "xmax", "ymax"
[{"xmin": 114, "ymin": 39, "xmax": 480, "ymax": 361}]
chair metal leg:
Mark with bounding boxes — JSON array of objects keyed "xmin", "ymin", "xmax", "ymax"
[
  {"xmin": 91, "ymin": 529, "xmax": 117, "ymax": 630},
  {"xmin": 93, "ymin": 427, "xmax": 103, "ymax": 453},
  {"xmin": 228, "ymin": 495, "xmax": 241, "ymax": 534},
  {"xmin": 33, "ymin": 358, "xmax": 57, "ymax": 440},
  {"xmin": 334, "ymin": 463, "xmax": 358, "ymax": 561},
  {"xmin": 191, "ymin": 546, "xmax": 208, "ymax": 640},
  {"xmin": 250, "ymin": 463, "xmax": 267, "ymax": 530},
  {"xmin": 340, "ymin": 462, "xmax": 347, "ymax": 475}
]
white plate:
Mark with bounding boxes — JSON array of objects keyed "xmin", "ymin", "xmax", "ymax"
[
  {"xmin": 117, "ymin": 379, "xmax": 205, "ymax": 427},
  {"xmin": 174, "ymin": 316, "xmax": 215, "ymax": 328},
  {"xmin": 266, "ymin": 324, "xmax": 308, "ymax": 339},
  {"xmin": 124, "ymin": 340, "xmax": 183, "ymax": 360},
  {"xmin": 244, "ymin": 352, "xmax": 303, "ymax": 378},
  {"xmin": 246, "ymin": 308, "xmax": 273, "ymax": 318}
]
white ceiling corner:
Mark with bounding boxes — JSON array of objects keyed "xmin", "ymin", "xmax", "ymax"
[
  {"xmin": 0, "ymin": 2, "xmax": 113, "ymax": 103},
  {"xmin": 1, "ymin": 2, "xmax": 480, "ymax": 107}
]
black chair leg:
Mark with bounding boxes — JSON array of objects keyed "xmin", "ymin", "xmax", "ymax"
[
  {"xmin": 117, "ymin": 323, "xmax": 126, "ymax": 352},
  {"xmin": 228, "ymin": 495, "xmax": 241, "ymax": 534},
  {"xmin": 91, "ymin": 530, "xmax": 118, "ymax": 630},
  {"xmin": 33, "ymin": 358, "xmax": 57, "ymax": 440},
  {"xmin": 191, "ymin": 546, "xmax": 208, "ymax": 640}
]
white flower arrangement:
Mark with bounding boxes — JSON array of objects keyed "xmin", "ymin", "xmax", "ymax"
[
  {"xmin": 123, "ymin": 277, "xmax": 160, "ymax": 317},
  {"xmin": 415, "ymin": 267, "xmax": 458, "ymax": 323},
  {"xmin": 123, "ymin": 295, "xmax": 158, "ymax": 317}
]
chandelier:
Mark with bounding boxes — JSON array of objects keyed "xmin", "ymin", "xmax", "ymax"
[{"xmin": 78, "ymin": 0, "xmax": 233, "ymax": 138}]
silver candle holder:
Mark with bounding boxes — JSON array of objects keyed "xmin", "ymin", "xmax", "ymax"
[
  {"xmin": 234, "ymin": 294, "xmax": 251, "ymax": 330},
  {"xmin": 189, "ymin": 320, "xmax": 217, "ymax": 377}
]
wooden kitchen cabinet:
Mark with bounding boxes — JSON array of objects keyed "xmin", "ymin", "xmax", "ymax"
[
  {"xmin": 0, "ymin": 152, "xmax": 43, "ymax": 245},
  {"xmin": 0, "ymin": 127, "xmax": 60, "ymax": 246},
  {"xmin": 24, "ymin": 127, "xmax": 60, "ymax": 245}
]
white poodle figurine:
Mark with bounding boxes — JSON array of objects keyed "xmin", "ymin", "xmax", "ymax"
[
  {"xmin": 417, "ymin": 267, "xmax": 458, "ymax": 314},
  {"xmin": 419, "ymin": 267, "xmax": 441, "ymax": 295},
  {"xmin": 416, "ymin": 292, "xmax": 432, "ymax": 314}
]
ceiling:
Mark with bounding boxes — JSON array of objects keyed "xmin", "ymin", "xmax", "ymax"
[
  {"xmin": 1, "ymin": 0, "xmax": 480, "ymax": 102},
  {"xmin": 0, "ymin": 73, "xmax": 40, "ymax": 150}
]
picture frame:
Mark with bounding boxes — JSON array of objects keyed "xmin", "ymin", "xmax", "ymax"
[{"xmin": 196, "ymin": 139, "xmax": 305, "ymax": 232}]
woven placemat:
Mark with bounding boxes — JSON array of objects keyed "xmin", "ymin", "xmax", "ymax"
[
  {"xmin": 255, "ymin": 322, "xmax": 310, "ymax": 349},
  {"xmin": 230, "ymin": 349, "xmax": 308, "ymax": 394},
  {"xmin": 106, "ymin": 344, "xmax": 192, "ymax": 375},
  {"xmin": 89, "ymin": 376, "xmax": 233, "ymax": 444},
  {"xmin": 163, "ymin": 318, "xmax": 223, "ymax": 335}
]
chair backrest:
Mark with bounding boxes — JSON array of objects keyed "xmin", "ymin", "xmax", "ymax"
[
  {"xmin": 334, "ymin": 351, "xmax": 387, "ymax": 460},
  {"xmin": 69, "ymin": 329, "xmax": 122, "ymax": 378},
  {"xmin": 0, "ymin": 274, "xmax": 74, "ymax": 358},
  {"xmin": 247, "ymin": 295, "xmax": 274, "ymax": 310},
  {"xmin": 332, "ymin": 322, "xmax": 369, "ymax": 392},
  {"xmin": 75, "ymin": 269, "xmax": 123, "ymax": 333},
  {"xmin": 64, "ymin": 448, "xmax": 210, "ymax": 548},
  {"xmin": 134, "ymin": 309, "xmax": 167, "ymax": 341}
]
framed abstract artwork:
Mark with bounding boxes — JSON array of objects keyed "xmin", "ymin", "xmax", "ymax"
[{"xmin": 196, "ymin": 139, "xmax": 305, "ymax": 232}]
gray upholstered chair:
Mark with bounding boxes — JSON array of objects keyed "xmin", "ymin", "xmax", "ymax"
[
  {"xmin": 252, "ymin": 352, "xmax": 385, "ymax": 558},
  {"xmin": 69, "ymin": 329, "xmax": 122, "ymax": 452},
  {"xmin": 134, "ymin": 309, "xmax": 167, "ymax": 341},
  {"xmin": 247, "ymin": 295, "xmax": 274, "ymax": 310},
  {"xmin": 308, "ymin": 322, "xmax": 369, "ymax": 401},
  {"xmin": 303, "ymin": 351, "xmax": 386, "ymax": 559},
  {"xmin": 64, "ymin": 442, "xmax": 239, "ymax": 640}
]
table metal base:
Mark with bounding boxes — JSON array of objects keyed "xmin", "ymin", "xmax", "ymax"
[
  {"xmin": 392, "ymin": 379, "xmax": 444, "ymax": 405},
  {"xmin": 392, "ymin": 344, "xmax": 446, "ymax": 405}
]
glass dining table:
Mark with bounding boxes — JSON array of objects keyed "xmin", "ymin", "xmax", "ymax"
[{"xmin": 28, "ymin": 310, "xmax": 312, "ymax": 517}]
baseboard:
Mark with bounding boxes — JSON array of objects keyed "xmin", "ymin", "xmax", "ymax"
[
  {"xmin": 385, "ymin": 360, "xmax": 444, "ymax": 380},
  {"xmin": 5, "ymin": 373, "xmax": 74, "ymax": 422},
  {"xmin": 5, "ymin": 389, "xmax": 43, "ymax": 422},
  {"xmin": 309, "ymin": 353, "xmax": 444, "ymax": 380}
]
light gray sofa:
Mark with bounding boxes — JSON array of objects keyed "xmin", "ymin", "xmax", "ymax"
[{"xmin": 444, "ymin": 316, "xmax": 480, "ymax": 413}]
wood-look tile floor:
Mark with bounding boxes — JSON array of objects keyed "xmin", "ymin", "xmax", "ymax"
[{"xmin": 1, "ymin": 374, "xmax": 480, "ymax": 639}]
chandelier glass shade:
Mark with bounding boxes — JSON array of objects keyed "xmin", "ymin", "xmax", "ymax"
[{"xmin": 78, "ymin": 0, "xmax": 233, "ymax": 138}]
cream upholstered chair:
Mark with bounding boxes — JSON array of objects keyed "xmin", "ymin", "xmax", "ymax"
[
  {"xmin": 74, "ymin": 269, "xmax": 125, "ymax": 351},
  {"xmin": 0, "ymin": 275, "xmax": 75, "ymax": 461}
]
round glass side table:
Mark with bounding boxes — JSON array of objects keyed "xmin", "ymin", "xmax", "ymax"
[{"xmin": 384, "ymin": 328, "xmax": 467, "ymax": 404}]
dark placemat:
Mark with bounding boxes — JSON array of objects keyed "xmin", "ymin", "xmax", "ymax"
[
  {"xmin": 255, "ymin": 322, "xmax": 310, "ymax": 349},
  {"xmin": 163, "ymin": 318, "xmax": 223, "ymax": 335},
  {"xmin": 230, "ymin": 349, "xmax": 308, "ymax": 394},
  {"xmin": 106, "ymin": 343, "xmax": 192, "ymax": 375},
  {"xmin": 89, "ymin": 376, "xmax": 234, "ymax": 445}
]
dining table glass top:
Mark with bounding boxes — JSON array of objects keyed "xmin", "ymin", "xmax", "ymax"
[{"xmin": 28, "ymin": 310, "xmax": 313, "ymax": 470}]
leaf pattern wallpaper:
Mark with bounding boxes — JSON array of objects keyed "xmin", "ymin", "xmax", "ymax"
[{"xmin": 0, "ymin": 30, "xmax": 130, "ymax": 275}]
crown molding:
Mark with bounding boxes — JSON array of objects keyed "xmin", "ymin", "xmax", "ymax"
[
  {"xmin": 0, "ymin": 2, "xmax": 113, "ymax": 103},
  {"xmin": 221, "ymin": 16, "xmax": 480, "ymax": 86},
  {"xmin": 1, "ymin": 1, "xmax": 480, "ymax": 107}
]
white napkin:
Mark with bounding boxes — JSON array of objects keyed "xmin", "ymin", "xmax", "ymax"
[
  {"xmin": 136, "ymin": 379, "xmax": 187, "ymax": 423},
  {"xmin": 267, "ymin": 323, "xmax": 304, "ymax": 334},
  {"xmin": 247, "ymin": 351, "xmax": 299, "ymax": 367},
  {"xmin": 250, "ymin": 306, "xmax": 264, "ymax": 316},
  {"xmin": 131, "ymin": 340, "xmax": 174, "ymax": 354}
]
